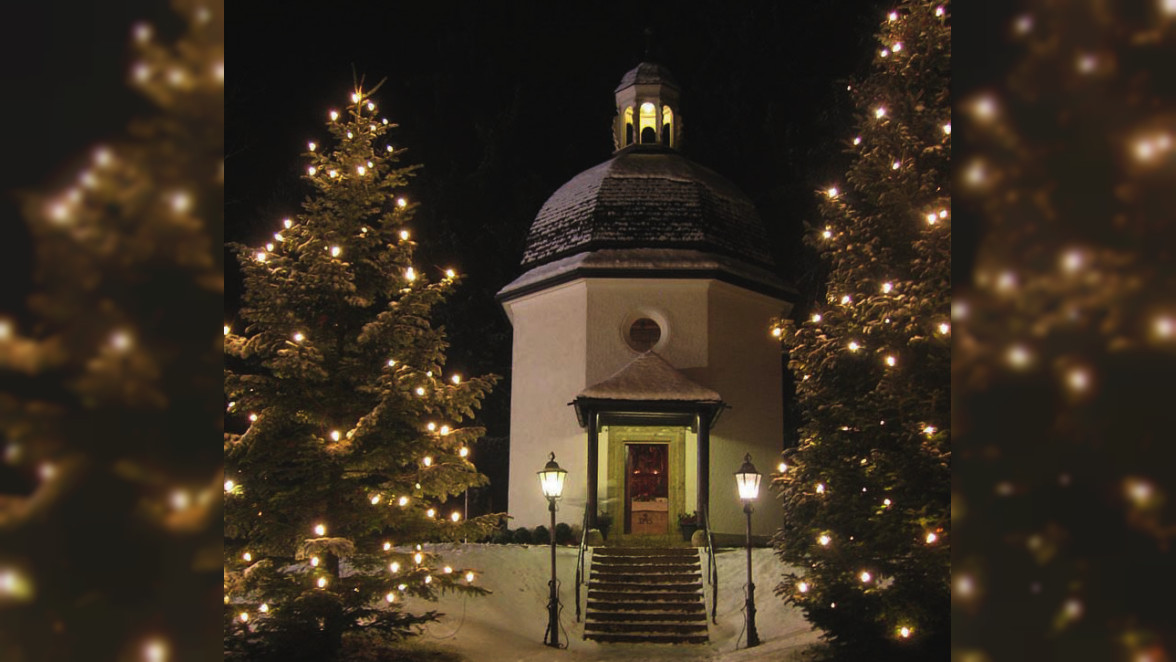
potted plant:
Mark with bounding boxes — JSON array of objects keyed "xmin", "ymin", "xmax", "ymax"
[{"xmin": 678, "ymin": 511, "xmax": 700, "ymax": 541}]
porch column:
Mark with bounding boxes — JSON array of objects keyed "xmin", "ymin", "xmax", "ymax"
[
  {"xmin": 586, "ymin": 410, "xmax": 599, "ymax": 530},
  {"xmin": 697, "ymin": 410, "xmax": 711, "ymax": 527}
]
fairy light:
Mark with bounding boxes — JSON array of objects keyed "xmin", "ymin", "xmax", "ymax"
[
  {"xmin": 1077, "ymin": 53, "xmax": 1098, "ymax": 74},
  {"xmin": 426, "ymin": 508, "xmax": 436, "ymax": 519},
  {"xmin": 351, "ymin": 92, "xmax": 360, "ymax": 102},
  {"xmin": 242, "ymin": 552, "xmax": 252, "ymax": 562},
  {"xmin": 314, "ymin": 523, "xmax": 326, "ymax": 536},
  {"xmin": 883, "ymin": 498, "xmax": 892, "ymax": 507},
  {"xmin": 826, "ymin": 186, "xmax": 839, "ymax": 198},
  {"xmin": 771, "ymin": 327, "xmax": 783, "ymax": 338},
  {"xmin": 427, "ymin": 422, "xmax": 437, "ymax": 432},
  {"xmin": 397, "ymin": 198, "xmax": 407, "ymax": 208},
  {"xmin": 414, "ymin": 552, "xmax": 423, "ymax": 564},
  {"xmin": 1064, "ymin": 598, "xmax": 1083, "ymax": 620},
  {"xmin": 329, "ymin": 245, "xmax": 341, "ymax": 258},
  {"xmin": 1153, "ymin": 316, "xmax": 1173, "ymax": 339},
  {"xmin": 465, "ymin": 571, "xmax": 475, "ymax": 583},
  {"xmin": 1007, "ymin": 345, "xmax": 1032, "ymax": 368},
  {"xmin": 937, "ymin": 322, "xmax": 950, "ymax": 335},
  {"xmin": 371, "ymin": 495, "xmax": 381, "ymax": 505},
  {"xmin": 450, "ymin": 512, "xmax": 461, "ymax": 522},
  {"xmin": 942, "ymin": 123, "xmax": 951, "ymax": 135},
  {"xmin": 367, "ymin": 101, "xmax": 375, "ymax": 111},
  {"xmin": 1164, "ymin": 0, "xmax": 1176, "ymax": 16},
  {"xmin": 888, "ymin": 11, "xmax": 897, "ymax": 21},
  {"xmin": 424, "ymin": 575, "xmax": 433, "ymax": 584},
  {"xmin": 328, "ymin": 170, "xmax": 338, "ymax": 178},
  {"xmin": 1062, "ymin": 249, "xmax": 1084, "ymax": 272},
  {"xmin": 308, "ymin": 142, "xmax": 316, "ymax": 151},
  {"xmin": 388, "ymin": 359, "xmax": 398, "ymax": 367},
  {"xmin": 224, "ymin": 479, "xmax": 235, "ymax": 492},
  {"xmin": 398, "ymin": 496, "xmax": 409, "ymax": 507},
  {"xmin": 778, "ymin": 462, "xmax": 787, "ymax": 473},
  {"xmin": 440, "ymin": 425, "xmax": 450, "ymax": 435},
  {"xmin": 142, "ymin": 637, "xmax": 169, "ymax": 662},
  {"xmin": 925, "ymin": 531, "xmax": 939, "ymax": 544},
  {"xmin": 1126, "ymin": 477, "xmax": 1155, "ymax": 506},
  {"xmin": 853, "ymin": 136, "xmax": 862, "ymax": 145},
  {"xmin": 386, "ymin": 592, "xmax": 396, "ymax": 603},
  {"xmin": 293, "ymin": 332, "xmax": 305, "ymax": 342},
  {"xmin": 423, "ymin": 456, "xmax": 433, "ymax": 467},
  {"xmin": 840, "ymin": 295, "xmax": 851, "ymax": 304},
  {"xmin": 258, "ymin": 603, "xmax": 269, "ymax": 614},
  {"xmin": 880, "ymin": 48, "xmax": 890, "ymax": 58},
  {"xmin": 892, "ymin": 42, "xmax": 902, "ymax": 52},
  {"xmin": 973, "ymin": 96, "xmax": 997, "ymax": 121},
  {"xmin": 357, "ymin": 166, "xmax": 366, "ymax": 176},
  {"xmin": 899, "ymin": 626, "xmax": 912, "ymax": 638},
  {"xmin": 346, "ymin": 132, "xmax": 353, "ymax": 139},
  {"xmin": 330, "ymin": 430, "xmax": 341, "ymax": 442},
  {"xmin": 818, "ymin": 534, "xmax": 831, "ymax": 546},
  {"xmin": 816, "ymin": 483, "xmax": 826, "ymax": 494},
  {"xmin": 284, "ymin": 218, "xmax": 293, "ymax": 229},
  {"xmin": 848, "ymin": 341, "xmax": 861, "ymax": 352},
  {"xmin": 238, "ymin": 612, "xmax": 249, "ymax": 623},
  {"xmin": 885, "ymin": 355, "xmax": 897, "ymax": 367},
  {"xmin": 317, "ymin": 577, "xmax": 327, "ymax": 588},
  {"xmin": 387, "ymin": 145, "xmax": 394, "ymax": 152},
  {"xmin": 400, "ymin": 230, "xmax": 410, "ymax": 240},
  {"xmin": 329, "ymin": 110, "xmax": 338, "ymax": 121},
  {"xmin": 860, "ymin": 571, "xmax": 872, "ymax": 583},
  {"xmin": 265, "ymin": 243, "xmax": 274, "ymax": 252},
  {"xmin": 307, "ymin": 166, "xmax": 316, "ymax": 176},
  {"xmin": 891, "ymin": 160, "xmax": 901, "ymax": 170},
  {"xmin": 798, "ymin": 581, "xmax": 810, "ymax": 593},
  {"xmin": 822, "ymin": 228, "xmax": 833, "ymax": 239},
  {"xmin": 923, "ymin": 425, "xmax": 937, "ymax": 436},
  {"xmin": 882, "ymin": 282, "xmax": 893, "ymax": 293},
  {"xmin": 445, "ymin": 268, "xmax": 456, "ymax": 279},
  {"xmin": 875, "ymin": 106, "xmax": 887, "ymax": 119},
  {"xmin": 390, "ymin": 561, "xmax": 400, "ymax": 573},
  {"xmin": 405, "ymin": 267, "xmax": 416, "ymax": 281},
  {"xmin": 1067, "ymin": 368, "xmax": 1090, "ymax": 392},
  {"xmin": 310, "ymin": 556, "xmax": 320, "ymax": 567}
]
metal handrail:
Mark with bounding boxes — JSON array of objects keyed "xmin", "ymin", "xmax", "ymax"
[
  {"xmin": 574, "ymin": 506, "xmax": 590, "ymax": 622},
  {"xmin": 702, "ymin": 504, "xmax": 718, "ymax": 624}
]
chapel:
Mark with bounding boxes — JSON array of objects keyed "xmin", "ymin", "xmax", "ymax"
[{"xmin": 498, "ymin": 62, "xmax": 796, "ymax": 542}]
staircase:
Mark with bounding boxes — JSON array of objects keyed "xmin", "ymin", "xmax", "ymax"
[{"xmin": 584, "ymin": 547, "xmax": 709, "ymax": 644}]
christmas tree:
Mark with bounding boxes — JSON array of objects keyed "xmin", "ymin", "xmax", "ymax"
[
  {"xmin": 0, "ymin": 1, "xmax": 223, "ymax": 660},
  {"xmin": 771, "ymin": 1, "xmax": 950, "ymax": 658},
  {"xmin": 953, "ymin": 2, "xmax": 1176, "ymax": 659},
  {"xmin": 222, "ymin": 80, "xmax": 500, "ymax": 661}
]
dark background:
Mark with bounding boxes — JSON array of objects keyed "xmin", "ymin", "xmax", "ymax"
[{"xmin": 226, "ymin": 1, "xmax": 890, "ymax": 515}]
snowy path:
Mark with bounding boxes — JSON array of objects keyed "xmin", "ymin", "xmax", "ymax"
[{"xmin": 401, "ymin": 544, "xmax": 821, "ymax": 661}]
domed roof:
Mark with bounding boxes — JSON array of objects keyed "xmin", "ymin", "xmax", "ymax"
[
  {"xmin": 520, "ymin": 145, "xmax": 775, "ymax": 269},
  {"xmin": 615, "ymin": 62, "xmax": 679, "ymax": 92}
]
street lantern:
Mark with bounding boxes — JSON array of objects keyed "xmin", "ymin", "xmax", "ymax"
[
  {"xmin": 538, "ymin": 452, "xmax": 568, "ymax": 500},
  {"xmin": 734, "ymin": 453, "xmax": 761, "ymax": 648},
  {"xmin": 539, "ymin": 452, "xmax": 566, "ymax": 649},
  {"xmin": 735, "ymin": 454, "xmax": 762, "ymax": 501}
]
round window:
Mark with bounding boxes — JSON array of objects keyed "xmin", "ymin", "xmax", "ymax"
[{"xmin": 627, "ymin": 318, "xmax": 662, "ymax": 352}]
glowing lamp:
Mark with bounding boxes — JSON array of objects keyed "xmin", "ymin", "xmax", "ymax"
[
  {"xmin": 538, "ymin": 453, "xmax": 567, "ymax": 500},
  {"xmin": 734, "ymin": 454, "xmax": 761, "ymax": 502}
]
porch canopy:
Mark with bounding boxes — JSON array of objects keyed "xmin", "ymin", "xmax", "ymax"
[{"xmin": 571, "ymin": 351, "xmax": 725, "ymax": 531}]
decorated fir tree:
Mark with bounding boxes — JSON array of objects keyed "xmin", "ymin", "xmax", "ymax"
[
  {"xmin": 771, "ymin": 1, "xmax": 950, "ymax": 658},
  {"xmin": 954, "ymin": 3, "xmax": 1176, "ymax": 659},
  {"xmin": 0, "ymin": 1, "xmax": 223, "ymax": 660},
  {"xmin": 223, "ymin": 82, "xmax": 500, "ymax": 661}
]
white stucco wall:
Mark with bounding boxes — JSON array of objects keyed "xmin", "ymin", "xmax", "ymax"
[{"xmin": 502, "ymin": 281, "xmax": 590, "ymax": 531}]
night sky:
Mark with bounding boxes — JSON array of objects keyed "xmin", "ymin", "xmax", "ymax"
[{"xmin": 228, "ymin": 1, "xmax": 890, "ymax": 513}]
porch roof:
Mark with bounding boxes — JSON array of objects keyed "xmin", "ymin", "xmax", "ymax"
[{"xmin": 576, "ymin": 351, "xmax": 722, "ymax": 403}]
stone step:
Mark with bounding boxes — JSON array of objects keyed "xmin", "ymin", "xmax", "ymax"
[
  {"xmin": 589, "ymin": 590, "xmax": 703, "ymax": 603},
  {"xmin": 585, "ymin": 621, "xmax": 708, "ymax": 635},
  {"xmin": 591, "ymin": 572, "xmax": 701, "ymax": 585},
  {"xmin": 587, "ymin": 610, "xmax": 707, "ymax": 623},
  {"xmin": 590, "ymin": 561, "xmax": 700, "ymax": 573},
  {"xmin": 587, "ymin": 599, "xmax": 706, "ymax": 613},
  {"xmin": 594, "ymin": 547, "xmax": 698, "ymax": 557},
  {"xmin": 588, "ymin": 581, "xmax": 702, "ymax": 593},
  {"xmin": 584, "ymin": 632, "xmax": 709, "ymax": 644}
]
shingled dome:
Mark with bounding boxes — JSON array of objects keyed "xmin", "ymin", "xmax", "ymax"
[
  {"xmin": 520, "ymin": 144, "xmax": 776, "ymax": 269},
  {"xmin": 615, "ymin": 62, "xmax": 679, "ymax": 92}
]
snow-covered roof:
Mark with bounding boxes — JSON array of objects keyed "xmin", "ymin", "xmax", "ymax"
[
  {"xmin": 521, "ymin": 145, "xmax": 777, "ymax": 270},
  {"xmin": 497, "ymin": 247, "xmax": 795, "ymax": 303},
  {"xmin": 614, "ymin": 61, "xmax": 680, "ymax": 92},
  {"xmin": 577, "ymin": 351, "xmax": 722, "ymax": 402}
]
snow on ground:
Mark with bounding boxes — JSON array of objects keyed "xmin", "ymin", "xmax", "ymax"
[{"xmin": 401, "ymin": 543, "xmax": 822, "ymax": 661}]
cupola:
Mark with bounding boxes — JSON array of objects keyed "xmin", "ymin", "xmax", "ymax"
[{"xmin": 613, "ymin": 62, "xmax": 681, "ymax": 150}]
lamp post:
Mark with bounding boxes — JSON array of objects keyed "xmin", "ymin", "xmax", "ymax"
[
  {"xmin": 538, "ymin": 452, "xmax": 567, "ymax": 648},
  {"xmin": 734, "ymin": 453, "xmax": 761, "ymax": 648}
]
